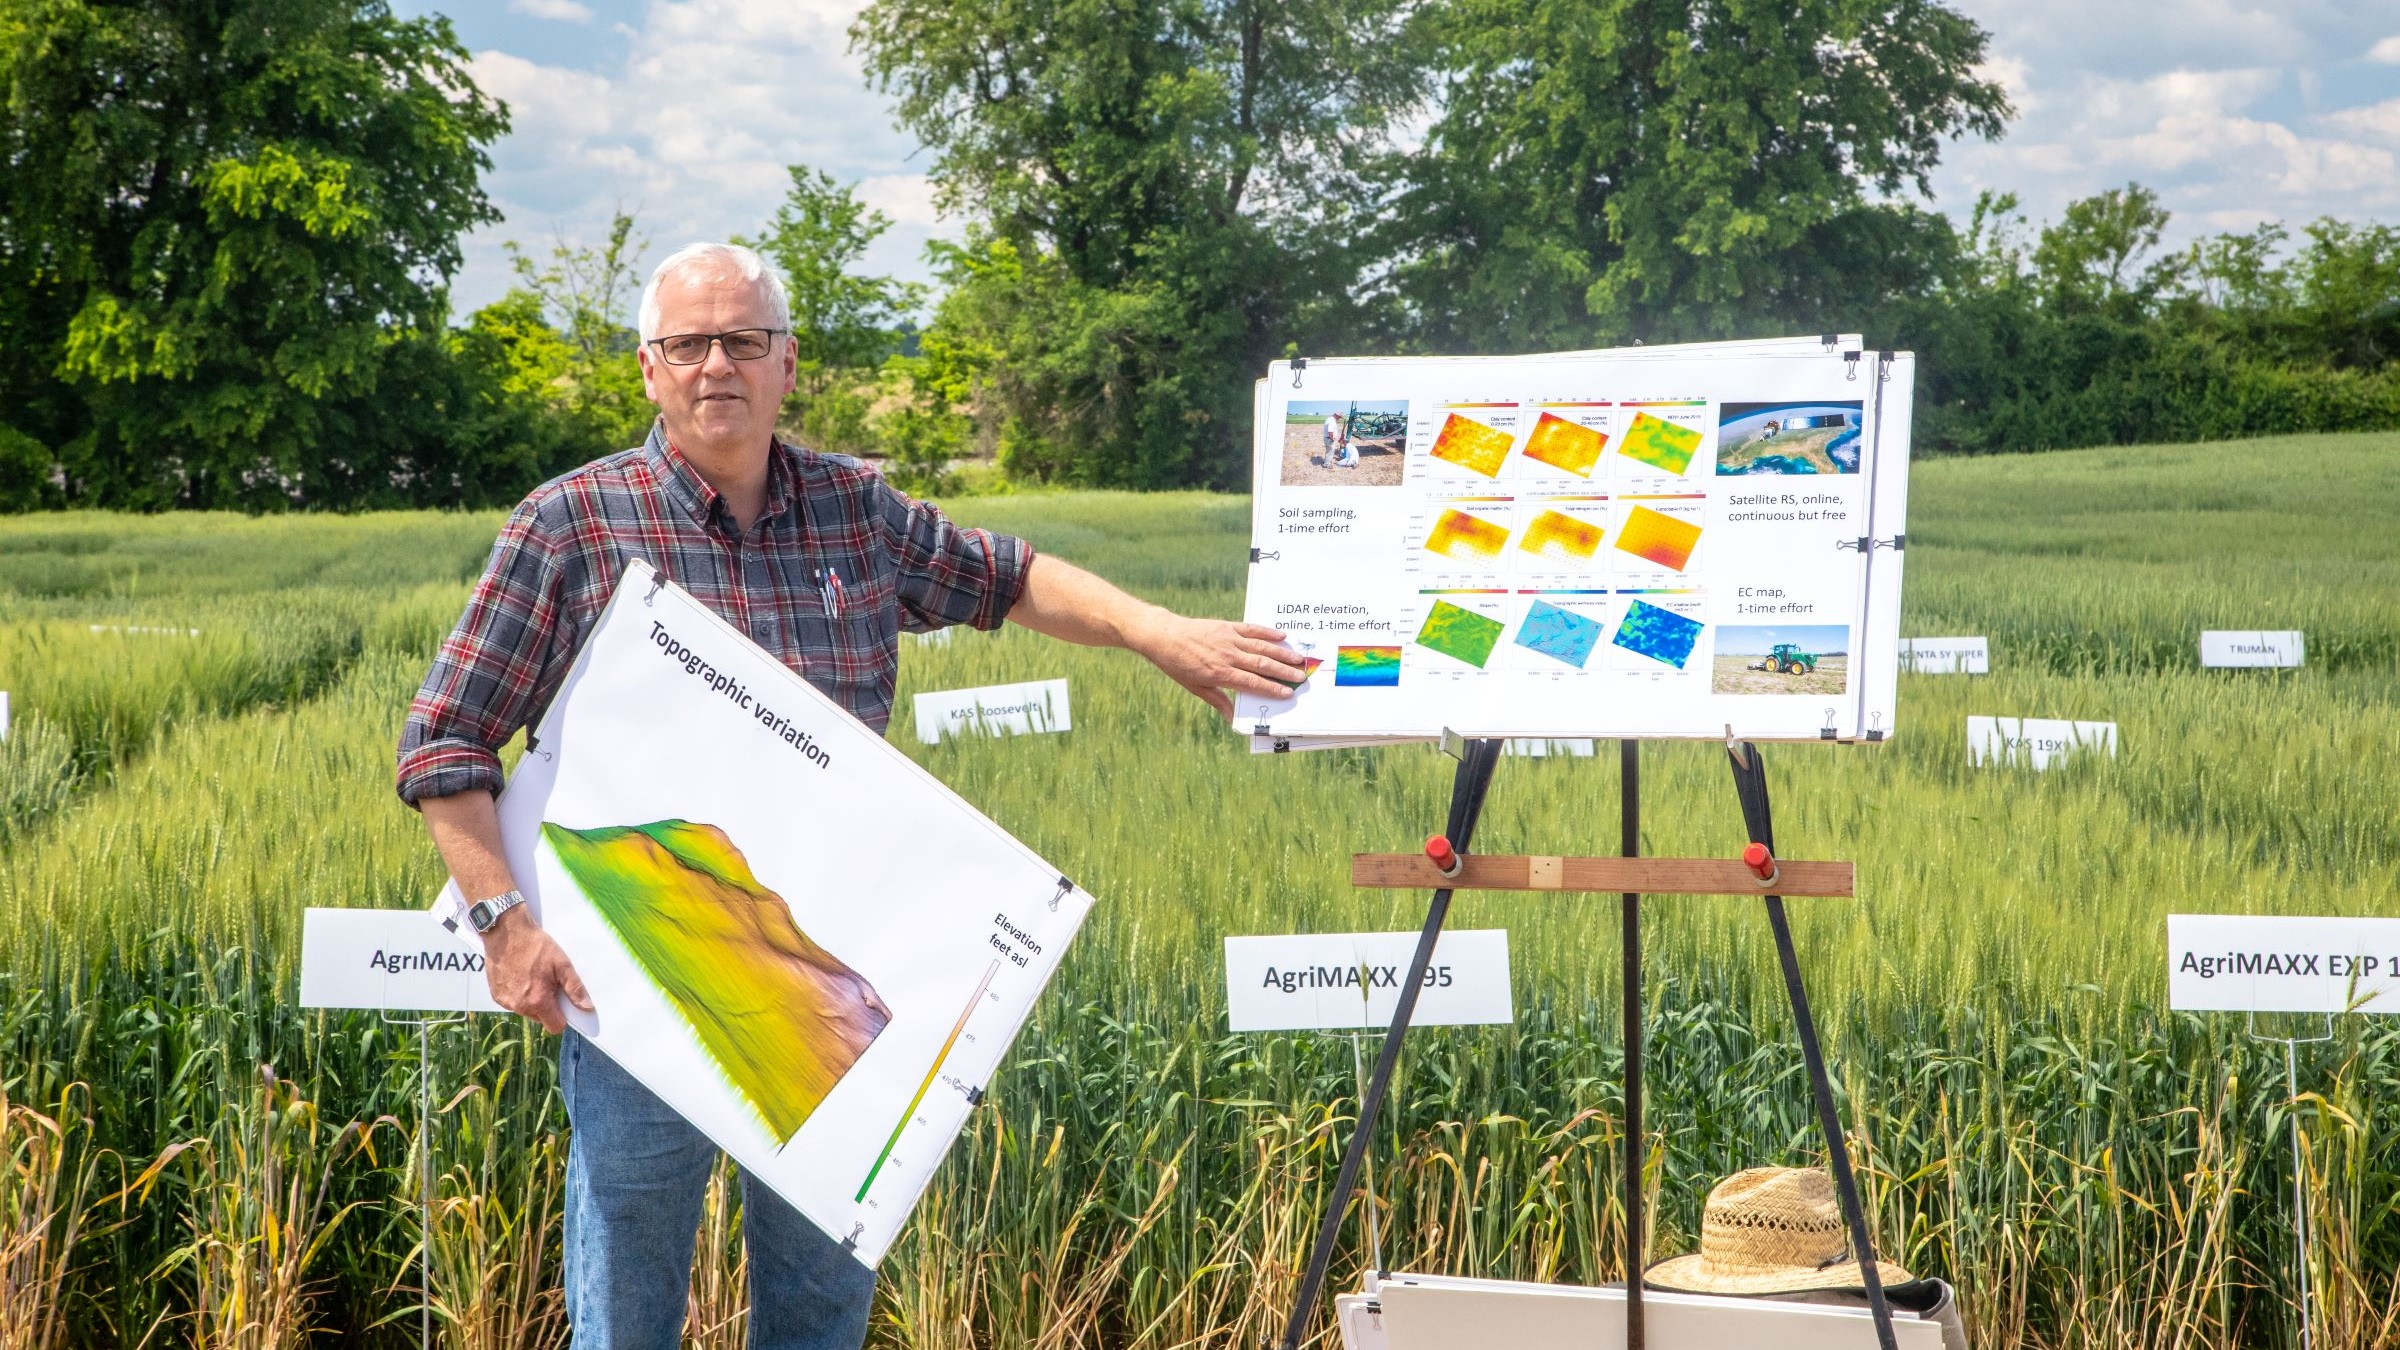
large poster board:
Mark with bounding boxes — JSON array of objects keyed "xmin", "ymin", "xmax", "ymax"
[
  {"xmin": 435, "ymin": 560, "xmax": 1092, "ymax": 1266},
  {"xmin": 1233, "ymin": 339, "xmax": 1913, "ymax": 743}
]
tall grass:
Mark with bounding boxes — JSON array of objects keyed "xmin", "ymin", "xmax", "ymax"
[
  {"xmin": 0, "ymin": 430, "xmax": 2396, "ymax": 1345},
  {"xmin": 137, "ymin": 1070, "xmax": 385, "ymax": 1350},
  {"xmin": 0, "ymin": 1084, "xmax": 107, "ymax": 1350}
]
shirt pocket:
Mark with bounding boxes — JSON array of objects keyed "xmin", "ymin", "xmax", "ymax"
[{"xmin": 794, "ymin": 559, "xmax": 900, "ymax": 717}]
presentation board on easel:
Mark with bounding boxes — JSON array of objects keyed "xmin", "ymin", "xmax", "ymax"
[{"xmin": 1234, "ymin": 338, "xmax": 1914, "ymax": 744}]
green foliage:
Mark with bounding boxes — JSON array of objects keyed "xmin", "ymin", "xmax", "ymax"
[
  {"xmin": 1388, "ymin": 0, "xmax": 2010, "ymax": 349},
  {"xmin": 797, "ymin": 379, "xmax": 879, "ymax": 459},
  {"xmin": 853, "ymin": 0, "xmax": 1430, "ymax": 488},
  {"xmin": 491, "ymin": 212, "xmax": 657, "ymax": 455},
  {"xmin": 0, "ymin": 0, "xmax": 2389, "ymax": 505},
  {"xmin": 843, "ymin": 0, "xmax": 2391, "ymax": 479},
  {"xmin": 0, "ymin": 422, "xmax": 53, "ymax": 511},
  {"xmin": 0, "ymin": 0, "xmax": 509, "ymax": 508},
  {"xmin": 742, "ymin": 168, "xmax": 924, "ymax": 396},
  {"xmin": 867, "ymin": 357, "xmax": 970, "ymax": 496},
  {"xmin": 1902, "ymin": 193, "xmax": 2400, "ymax": 453},
  {"xmin": 2029, "ymin": 183, "xmax": 2179, "ymax": 310}
]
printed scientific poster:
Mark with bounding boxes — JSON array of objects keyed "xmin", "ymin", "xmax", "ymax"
[
  {"xmin": 1236, "ymin": 339, "xmax": 1912, "ymax": 743},
  {"xmin": 434, "ymin": 560, "xmax": 1092, "ymax": 1266}
]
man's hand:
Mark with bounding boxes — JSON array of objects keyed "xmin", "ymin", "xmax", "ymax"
[
  {"xmin": 481, "ymin": 909, "xmax": 593, "ymax": 1034},
  {"xmin": 1127, "ymin": 613, "xmax": 1310, "ymax": 719}
]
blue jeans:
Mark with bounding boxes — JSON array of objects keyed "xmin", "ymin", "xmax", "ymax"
[{"xmin": 562, "ymin": 1031, "xmax": 875, "ymax": 1349}]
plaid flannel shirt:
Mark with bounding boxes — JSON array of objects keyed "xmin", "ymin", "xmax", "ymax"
[{"xmin": 395, "ymin": 423, "xmax": 1032, "ymax": 805}]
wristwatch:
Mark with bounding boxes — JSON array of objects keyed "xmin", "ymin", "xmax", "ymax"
[{"xmin": 465, "ymin": 889, "xmax": 528, "ymax": 935}]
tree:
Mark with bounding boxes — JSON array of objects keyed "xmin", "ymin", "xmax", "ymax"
[
  {"xmin": 499, "ymin": 212, "xmax": 656, "ymax": 452},
  {"xmin": 2030, "ymin": 183, "xmax": 2177, "ymax": 311},
  {"xmin": 740, "ymin": 168, "xmax": 923, "ymax": 458},
  {"xmin": 852, "ymin": 0, "xmax": 1429, "ymax": 487},
  {"xmin": 1389, "ymin": 0, "xmax": 2011, "ymax": 350},
  {"xmin": 744, "ymin": 168, "xmax": 922, "ymax": 394},
  {"xmin": 0, "ymin": 0, "xmax": 506, "ymax": 508}
]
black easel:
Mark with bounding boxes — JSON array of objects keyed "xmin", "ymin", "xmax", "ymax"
[
  {"xmin": 1725, "ymin": 741, "xmax": 1899, "ymax": 1348},
  {"xmin": 1275, "ymin": 738, "xmax": 1505, "ymax": 1350},
  {"xmin": 1272, "ymin": 738, "xmax": 1899, "ymax": 1350}
]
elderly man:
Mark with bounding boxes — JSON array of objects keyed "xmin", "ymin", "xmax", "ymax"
[{"xmin": 396, "ymin": 241, "xmax": 1304, "ymax": 1349}]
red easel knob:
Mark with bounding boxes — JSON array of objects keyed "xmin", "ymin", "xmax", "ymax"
[
  {"xmin": 1425, "ymin": 835, "xmax": 1462, "ymax": 878},
  {"xmin": 1742, "ymin": 841, "xmax": 1779, "ymax": 886}
]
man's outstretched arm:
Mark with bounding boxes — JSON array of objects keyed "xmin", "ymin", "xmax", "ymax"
[{"xmin": 1005, "ymin": 554, "xmax": 1309, "ymax": 718}]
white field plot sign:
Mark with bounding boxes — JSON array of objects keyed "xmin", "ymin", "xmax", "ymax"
[
  {"xmin": 1225, "ymin": 930, "xmax": 1513, "ymax": 1032},
  {"xmin": 1899, "ymin": 636, "xmax": 1988, "ymax": 674},
  {"xmin": 2201, "ymin": 631, "xmax": 2304, "ymax": 668},
  {"xmin": 2169, "ymin": 915, "xmax": 2400, "ymax": 1014},
  {"xmin": 299, "ymin": 908, "xmax": 504, "ymax": 1013},
  {"xmin": 914, "ymin": 679, "xmax": 1071, "ymax": 745},
  {"xmin": 1967, "ymin": 716, "xmax": 2117, "ymax": 769}
]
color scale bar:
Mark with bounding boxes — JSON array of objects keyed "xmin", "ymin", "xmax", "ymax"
[
  {"xmin": 857, "ymin": 959, "xmax": 1001, "ymax": 1201},
  {"xmin": 1419, "ymin": 588, "xmax": 1510, "ymax": 595}
]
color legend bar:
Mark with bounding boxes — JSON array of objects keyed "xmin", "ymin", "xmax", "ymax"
[{"xmin": 857, "ymin": 960, "xmax": 1000, "ymax": 1201}]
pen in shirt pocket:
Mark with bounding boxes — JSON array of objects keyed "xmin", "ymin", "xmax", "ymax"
[{"xmin": 817, "ymin": 566, "xmax": 846, "ymax": 616}]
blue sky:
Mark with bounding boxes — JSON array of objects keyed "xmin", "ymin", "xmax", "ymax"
[{"xmin": 399, "ymin": 0, "xmax": 2400, "ymax": 320}]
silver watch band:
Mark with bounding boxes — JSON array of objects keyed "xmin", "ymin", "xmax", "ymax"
[{"xmin": 466, "ymin": 888, "xmax": 527, "ymax": 934}]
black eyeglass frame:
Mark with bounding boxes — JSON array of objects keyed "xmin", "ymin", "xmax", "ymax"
[{"xmin": 645, "ymin": 328, "xmax": 790, "ymax": 366}]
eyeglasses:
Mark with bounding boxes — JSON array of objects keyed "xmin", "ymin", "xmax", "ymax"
[{"xmin": 647, "ymin": 328, "xmax": 787, "ymax": 366}]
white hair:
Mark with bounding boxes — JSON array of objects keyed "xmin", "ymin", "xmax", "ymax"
[{"xmin": 637, "ymin": 242, "xmax": 791, "ymax": 341}]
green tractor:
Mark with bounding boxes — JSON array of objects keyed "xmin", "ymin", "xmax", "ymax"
[{"xmin": 1749, "ymin": 643, "xmax": 1818, "ymax": 675}]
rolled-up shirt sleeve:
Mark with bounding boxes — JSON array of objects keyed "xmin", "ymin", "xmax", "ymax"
[
  {"xmin": 395, "ymin": 501, "xmax": 570, "ymax": 806},
  {"xmin": 873, "ymin": 481, "xmax": 1033, "ymax": 633}
]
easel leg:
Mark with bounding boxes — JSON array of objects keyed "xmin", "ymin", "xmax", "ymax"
[
  {"xmin": 1350, "ymin": 1033, "xmax": 1386, "ymax": 1282},
  {"xmin": 1727, "ymin": 743, "xmax": 1899, "ymax": 1350},
  {"xmin": 1276, "ymin": 738, "xmax": 1505, "ymax": 1350},
  {"xmin": 1620, "ymin": 739, "xmax": 1645, "ymax": 1350}
]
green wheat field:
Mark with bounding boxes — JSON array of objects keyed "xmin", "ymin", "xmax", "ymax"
[{"xmin": 1, "ymin": 431, "xmax": 2396, "ymax": 1348}]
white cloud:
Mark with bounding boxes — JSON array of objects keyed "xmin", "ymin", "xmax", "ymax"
[
  {"xmin": 1973, "ymin": 54, "xmax": 2037, "ymax": 115},
  {"xmin": 2323, "ymin": 97, "xmax": 2400, "ymax": 142},
  {"xmin": 467, "ymin": 51, "xmax": 615, "ymax": 137},
  {"xmin": 857, "ymin": 174, "xmax": 940, "ymax": 229},
  {"xmin": 2274, "ymin": 138, "xmax": 2396, "ymax": 197},
  {"xmin": 1950, "ymin": 0, "xmax": 2313, "ymax": 71},
  {"xmin": 449, "ymin": 0, "xmax": 956, "ymax": 315},
  {"xmin": 2368, "ymin": 35, "xmax": 2400, "ymax": 64},
  {"xmin": 1929, "ymin": 2, "xmax": 2400, "ymax": 250},
  {"xmin": 507, "ymin": 0, "xmax": 595, "ymax": 21}
]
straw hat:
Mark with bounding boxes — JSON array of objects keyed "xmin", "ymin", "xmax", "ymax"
[{"xmin": 1643, "ymin": 1167, "xmax": 1917, "ymax": 1296}]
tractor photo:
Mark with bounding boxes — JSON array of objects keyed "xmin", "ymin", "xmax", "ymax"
[{"xmin": 1749, "ymin": 643, "xmax": 1819, "ymax": 675}]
